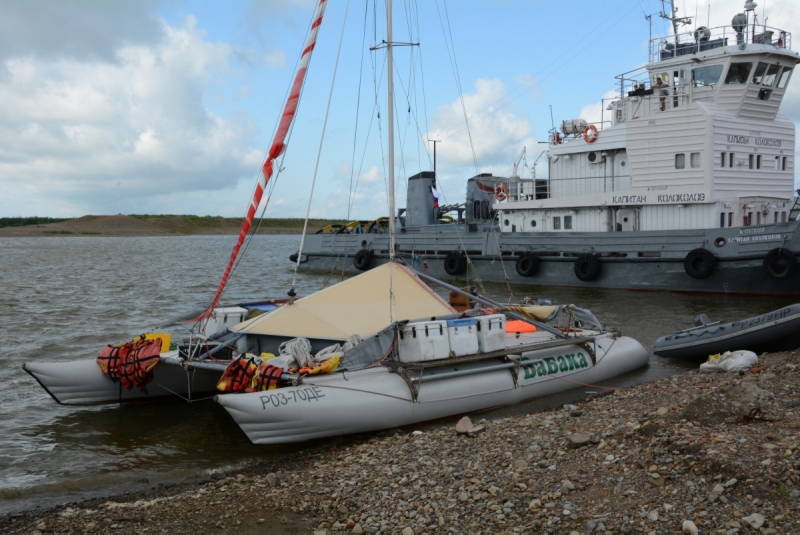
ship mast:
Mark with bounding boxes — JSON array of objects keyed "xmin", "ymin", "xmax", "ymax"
[
  {"xmin": 386, "ymin": 0, "xmax": 396, "ymax": 260},
  {"xmin": 659, "ymin": 0, "xmax": 692, "ymax": 41}
]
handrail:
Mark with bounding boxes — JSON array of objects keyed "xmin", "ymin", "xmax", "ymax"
[{"xmin": 649, "ymin": 24, "xmax": 791, "ymax": 63}]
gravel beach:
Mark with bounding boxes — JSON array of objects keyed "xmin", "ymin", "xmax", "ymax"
[{"xmin": 4, "ymin": 349, "xmax": 799, "ymax": 534}]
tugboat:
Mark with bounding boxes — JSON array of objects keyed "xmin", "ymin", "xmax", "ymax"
[{"xmin": 296, "ymin": 1, "xmax": 800, "ymax": 295}]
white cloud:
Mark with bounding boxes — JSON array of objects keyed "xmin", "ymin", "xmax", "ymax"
[
  {"xmin": 0, "ymin": 0, "xmax": 162, "ymax": 62},
  {"xmin": 263, "ymin": 49, "xmax": 286, "ymax": 69},
  {"xmin": 579, "ymin": 90, "xmax": 620, "ymax": 126},
  {"xmin": 359, "ymin": 166, "xmax": 381, "ymax": 183},
  {"xmin": 426, "ymin": 78, "xmax": 534, "ymax": 169},
  {"xmin": 0, "ymin": 16, "xmax": 261, "ymax": 216},
  {"xmin": 515, "ymin": 73, "xmax": 542, "ymax": 101}
]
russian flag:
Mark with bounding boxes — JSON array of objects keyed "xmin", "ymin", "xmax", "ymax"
[{"xmin": 431, "ymin": 186, "xmax": 440, "ymax": 208}]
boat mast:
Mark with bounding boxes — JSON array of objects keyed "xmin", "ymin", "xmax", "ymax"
[{"xmin": 386, "ymin": 0, "xmax": 396, "ymax": 260}]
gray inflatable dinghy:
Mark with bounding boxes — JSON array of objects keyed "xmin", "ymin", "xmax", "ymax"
[{"xmin": 653, "ymin": 304, "xmax": 800, "ymax": 359}]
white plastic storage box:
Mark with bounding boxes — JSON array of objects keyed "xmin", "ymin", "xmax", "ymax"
[
  {"xmin": 398, "ymin": 320, "xmax": 450, "ymax": 363},
  {"xmin": 446, "ymin": 318, "xmax": 479, "ymax": 357},
  {"xmin": 204, "ymin": 306, "xmax": 248, "ymax": 336},
  {"xmin": 476, "ymin": 314, "xmax": 506, "ymax": 352}
]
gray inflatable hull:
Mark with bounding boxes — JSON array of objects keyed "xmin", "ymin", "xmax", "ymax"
[
  {"xmin": 653, "ymin": 304, "xmax": 800, "ymax": 359},
  {"xmin": 23, "ymin": 351, "xmax": 219, "ymax": 405},
  {"xmin": 216, "ymin": 333, "xmax": 648, "ymax": 444}
]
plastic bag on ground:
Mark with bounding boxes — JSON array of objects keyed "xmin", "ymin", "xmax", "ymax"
[{"xmin": 699, "ymin": 350, "xmax": 758, "ymax": 373}]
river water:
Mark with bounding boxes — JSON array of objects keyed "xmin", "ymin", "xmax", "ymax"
[{"xmin": 0, "ymin": 235, "xmax": 793, "ymax": 515}]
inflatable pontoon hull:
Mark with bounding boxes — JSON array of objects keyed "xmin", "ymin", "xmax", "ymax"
[
  {"xmin": 216, "ymin": 333, "xmax": 648, "ymax": 444},
  {"xmin": 23, "ymin": 352, "xmax": 219, "ymax": 405}
]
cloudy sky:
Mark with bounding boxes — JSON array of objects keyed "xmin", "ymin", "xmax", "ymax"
[{"xmin": 1, "ymin": 0, "xmax": 798, "ymax": 219}]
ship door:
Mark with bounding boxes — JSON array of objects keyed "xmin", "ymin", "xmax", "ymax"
[{"xmin": 614, "ymin": 207, "xmax": 639, "ymax": 232}]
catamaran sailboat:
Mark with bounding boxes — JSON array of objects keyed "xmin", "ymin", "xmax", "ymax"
[
  {"xmin": 298, "ymin": 1, "xmax": 800, "ymax": 295},
  {"xmin": 23, "ymin": 0, "xmax": 649, "ymax": 445}
]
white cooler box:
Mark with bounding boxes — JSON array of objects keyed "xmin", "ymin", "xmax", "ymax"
[
  {"xmin": 476, "ymin": 314, "xmax": 506, "ymax": 352},
  {"xmin": 398, "ymin": 320, "xmax": 449, "ymax": 363},
  {"xmin": 446, "ymin": 318, "xmax": 479, "ymax": 357},
  {"xmin": 205, "ymin": 306, "xmax": 249, "ymax": 336}
]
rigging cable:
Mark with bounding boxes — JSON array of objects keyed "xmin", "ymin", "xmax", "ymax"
[
  {"xmin": 292, "ymin": 0, "xmax": 353, "ymax": 291},
  {"xmin": 435, "ymin": 0, "xmax": 479, "ymax": 174},
  {"xmin": 346, "ymin": 1, "xmax": 371, "ymax": 221},
  {"xmin": 195, "ymin": 0, "xmax": 328, "ymax": 322}
]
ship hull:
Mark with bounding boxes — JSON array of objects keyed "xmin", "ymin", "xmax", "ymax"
[{"xmin": 296, "ymin": 222, "xmax": 800, "ymax": 295}]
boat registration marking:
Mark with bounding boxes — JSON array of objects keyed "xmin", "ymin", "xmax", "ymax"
[{"xmin": 260, "ymin": 386, "xmax": 326, "ymax": 410}]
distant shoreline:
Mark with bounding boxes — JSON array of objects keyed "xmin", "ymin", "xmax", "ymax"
[{"xmin": 0, "ymin": 214, "xmax": 347, "ymax": 237}]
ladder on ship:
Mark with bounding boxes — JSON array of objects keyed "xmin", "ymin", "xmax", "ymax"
[{"xmin": 790, "ymin": 189, "xmax": 800, "ymax": 221}]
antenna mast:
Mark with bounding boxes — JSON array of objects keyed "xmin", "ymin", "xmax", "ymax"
[{"xmin": 659, "ymin": 0, "xmax": 692, "ymax": 39}]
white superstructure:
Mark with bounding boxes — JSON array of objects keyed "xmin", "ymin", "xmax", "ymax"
[{"xmin": 498, "ymin": 3, "xmax": 799, "ymax": 234}]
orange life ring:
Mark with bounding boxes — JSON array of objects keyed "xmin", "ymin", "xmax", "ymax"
[
  {"xmin": 582, "ymin": 124, "xmax": 599, "ymax": 144},
  {"xmin": 494, "ymin": 183, "xmax": 509, "ymax": 202}
]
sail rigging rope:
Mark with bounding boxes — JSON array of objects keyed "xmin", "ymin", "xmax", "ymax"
[
  {"xmin": 291, "ymin": 0, "xmax": 352, "ymax": 291},
  {"xmin": 435, "ymin": 0, "xmax": 479, "ymax": 174},
  {"xmin": 195, "ymin": 0, "xmax": 329, "ymax": 321}
]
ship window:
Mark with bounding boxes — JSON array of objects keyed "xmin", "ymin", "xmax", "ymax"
[
  {"xmin": 719, "ymin": 212, "xmax": 725, "ymax": 228},
  {"xmin": 690, "ymin": 152, "xmax": 701, "ymax": 168},
  {"xmin": 564, "ymin": 215, "xmax": 573, "ymax": 230},
  {"xmin": 748, "ymin": 154, "xmax": 754, "ymax": 169},
  {"xmin": 530, "ymin": 219, "xmax": 537, "ymax": 228},
  {"xmin": 728, "ymin": 152, "xmax": 735, "ymax": 167},
  {"xmin": 774, "ymin": 212, "xmax": 778, "ymax": 224},
  {"xmin": 692, "ymin": 65, "xmax": 723, "ymax": 87},
  {"xmin": 728, "ymin": 212, "xmax": 733, "ymax": 227},
  {"xmin": 752, "ymin": 62, "xmax": 768, "ymax": 84},
  {"xmin": 724, "ymin": 62, "xmax": 752, "ymax": 84},
  {"xmin": 675, "ymin": 153, "xmax": 686, "ymax": 169},
  {"xmin": 777, "ymin": 67, "xmax": 793, "ymax": 89},
  {"xmin": 553, "ymin": 216, "xmax": 561, "ymax": 230},
  {"xmin": 756, "ymin": 154, "xmax": 762, "ymax": 169},
  {"xmin": 782, "ymin": 156, "xmax": 788, "ymax": 171},
  {"xmin": 473, "ymin": 200, "xmax": 480, "ymax": 219},
  {"xmin": 481, "ymin": 201, "xmax": 490, "ymax": 219},
  {"xmin": 747, "ymin": 212, "xmax": 753, "ymax": 225},
  {"xmin": 504, "ymin": 218, "xmax": 510, "ymax": 226},
  {"xmin": 763, "ymin": 63, "xmax": 780, "ymax": 86},
  {"xmin": 781, "ymin": 211, "xmax": 787, "ymax": 222},
  {"xmin": 756, "ymin": 212, "xmax": 762, "ymax": 225},
  {"xmin": 721, "ymin": 152, "xmax": 726, "ymax": 167}
]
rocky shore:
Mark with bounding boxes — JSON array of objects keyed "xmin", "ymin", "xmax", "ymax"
[{"xmin": 4, "ymin": 350, "xmax": 799, "ymax": 534}]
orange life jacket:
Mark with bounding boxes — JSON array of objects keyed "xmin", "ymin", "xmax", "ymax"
[
  {"xmin": 216, "ymin": 357, "xmax": 259, "ymax": 392},
  {"xmin": 97, "ymin": 338, "xmax": 161, "ymax": 390}
]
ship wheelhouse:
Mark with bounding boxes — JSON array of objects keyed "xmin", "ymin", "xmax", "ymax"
[{"xmin": 497, "ymin": 12, "xmax": 799, "ymax": 235}]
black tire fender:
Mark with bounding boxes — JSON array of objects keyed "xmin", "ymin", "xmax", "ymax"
[
  {"xmin": 443, "ymin": 251, "xmax": 467, "ymax": 276},
  {"xmin": 515, "ymin": 253, "xmax": 540, "ymax": 277},
  {"xmin": 574, "ymin": 253, "xmax": 601, "ymax": 281},
  {"xmin": 353, "ymin": 249, "xmax": 374, "ymax": 271},
  {"xmin": 763, "ymin": 247, "xmax": 796, "ymax": 279},
  {"xmin": 683, "ymin": 248, "xmax": 716, "ymax": 279}
]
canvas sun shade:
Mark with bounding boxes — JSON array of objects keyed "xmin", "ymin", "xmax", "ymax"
[{"xmin": 232, "ymin": 262, "xmax": 455, "ymax": 340}]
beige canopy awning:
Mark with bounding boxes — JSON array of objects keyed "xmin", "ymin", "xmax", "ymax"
[{"xmin": 233, "ymin": 262, "xmax": 455, "ymax": 340}]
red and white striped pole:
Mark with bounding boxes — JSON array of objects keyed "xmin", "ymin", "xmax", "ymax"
[{"xmin": 196, "ymin": 0, "xmax": 328, "ymax": 321}]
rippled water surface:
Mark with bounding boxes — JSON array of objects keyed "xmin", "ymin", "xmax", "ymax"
[{"xmin": 0, "ymin": 235, "xmax": 793, "ymax": 514}]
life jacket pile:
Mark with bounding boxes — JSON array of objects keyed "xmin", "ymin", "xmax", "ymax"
[
  {"xmin": 96, "ymin": 337, "xmax": 162, "ymax": 390},
  {"xmin": 216, "ymin": 356, "xmax": 284, "ymax": 393}
]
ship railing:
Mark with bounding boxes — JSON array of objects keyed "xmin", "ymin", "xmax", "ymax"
[
  {"xmin": 649, "ymin": 24, "xmax": 791, "ymax": 64},
  {"xmin": 506, "ymin": 174, "xmax": 634, "ymax": 202}
]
